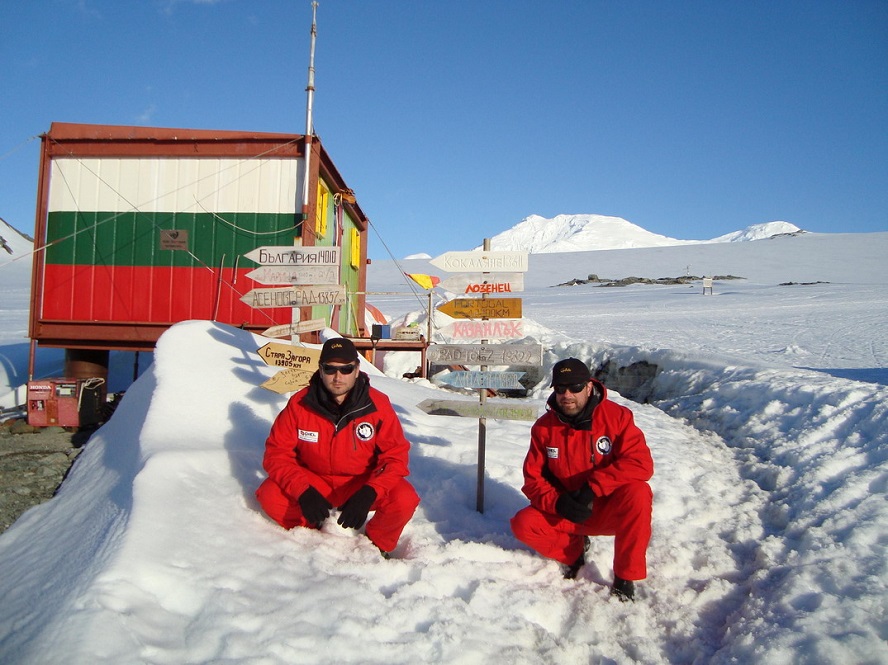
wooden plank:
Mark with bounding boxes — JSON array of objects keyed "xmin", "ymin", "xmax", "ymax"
[
  {"xmin": 240, "ymin": 285, "xmax": 346, "ymax": 308},
  {"xmin": 427, "ymin": 343, "xmax": 543, "ymax": 366},
  {"xmin": 437, "ymin": 297, "xmax": 522, "ymax": 320},
  {"xmin": 416, "ymin": 398, "xmax": 538, "ymax": 421},
  {"xmin": 430, "ymin": 250, "xmax": 528, "ymax": 273},
  {"xmin": 244, "ymin": 246, "xmax": 340, "ymax": 266}
]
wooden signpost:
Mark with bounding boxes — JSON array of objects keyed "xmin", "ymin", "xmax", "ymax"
[
  {"xmin": 428, "ymin": 343, "xmax": 543, "ymax": 366},
  {"xmin": 246, "ymin": 265, "xmax": 339, "ymax": 286},
  {"xmin": 244, "ymin": 246, "xmax": 340, "ymax": 267},
  {"xmin": 422, "ymin": 242, "xmax": 543, "ymax": 514},
  {"xmin": 256, "ymin": 342, "xmax": 321, "ymax": 393},
  {"xmin": 437, "ymin": 320, "xmax": 525, "ymax": 340},
  {"xmin": 262, "ymin": 319, "xmax": 327, "ymax": 338},
  {"xmin": 430, "ymin": 250, "xmax": 529, "ymax": 273},
  {"xmin": 435, "ymin": 371, "xmax": 526, "ymax": 390},
  {"xmin": 436, "ymin": 297, "xmax": 522, "ymax": 320},
  {"xmin": 260, "ymin": 368, "xmax": 314, "ymax": 394},
  {"xmin": 439, "ymin": 272, "xmax": 524, "ymax": 294},
  {"xmin": 417, "ymin": 398, "xmax": 537, "ymax": 422},
  {"xmin": 240, "ymin": 285, "xmax": 346, "ymax": 308}
]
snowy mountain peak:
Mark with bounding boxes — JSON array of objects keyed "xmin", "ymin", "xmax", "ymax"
[{"xmin": 473, "ymin": 214, "xmax": 802, "ymax": 254}]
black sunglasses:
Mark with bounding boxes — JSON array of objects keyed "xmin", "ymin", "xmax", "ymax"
[
  {"xmin": 553, "ymin": 382, "xmax": 587, "ymax": 395},
  {"xmin": 321, "ymin": 363, "xmax": 357, "ymax": 376}
]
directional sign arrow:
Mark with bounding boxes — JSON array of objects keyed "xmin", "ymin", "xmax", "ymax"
[
  {"xmin": 262, "ymin": 319, "xmax": 327, "ymax": 338},
  {"xmin": 256, "ymin": 342, "xmax": 321, "ymax": 370},
  {"xmin": 427, "ymin": 343, "xmax": 543, "ymax": 366},
  {"xmin": 244, "ymin": 246, "xmax": 340, "ymax": 266},
  {"xmin": 438, "ymin": 272, "xmax": 524, "ymax": 294},
  {"xmin": 246, "ymin": 265, "xmax": 339, "ymax": 286},
  {"xmin": 435, "ymin": 371, "xmax": 526, "ymax": 390},
  {"xmin": 260, "ymin": 368, "xmax": 314, "ymax": 394},
  {"xmin": 240, "ymin": 285, "xmax": 346, "ymax": 308},
  {"xmin": 430, "ymin": 250, "xmax": 528, "ymax": 273},
  {"xmin": 437, "ymin": 297, "xmax": 522, "ymax": 320},
  {"xmin": 416, "ymin": 398, "xmax": 538, "ymax": 421}
]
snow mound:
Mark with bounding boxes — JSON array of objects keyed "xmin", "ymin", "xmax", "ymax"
[{"xmin": 710, "ymin": 221, "xmax": 802, "ymax": 242}]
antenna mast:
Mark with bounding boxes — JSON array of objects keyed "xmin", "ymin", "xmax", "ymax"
[{"xmin": 300, "ymin": 1, "xmax": 319, "ymax": 225}]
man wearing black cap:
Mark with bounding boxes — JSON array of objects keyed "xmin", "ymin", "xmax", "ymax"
[
  {"xmin": 510, "ymin": 358, "xmax": 653, "ymax": 601},
  {"xmin": 256, "ymin": 337, "xmax": 420, "ymax": 557}
]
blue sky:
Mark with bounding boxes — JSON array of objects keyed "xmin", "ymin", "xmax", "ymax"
[{"xmin": 2, "ymin": 0, "xmax": 886, "ymax": 260}]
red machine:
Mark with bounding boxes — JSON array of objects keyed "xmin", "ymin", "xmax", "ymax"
[{"xmin": 27, "ymin": 378, "xmax": 105, "ymax": 428}]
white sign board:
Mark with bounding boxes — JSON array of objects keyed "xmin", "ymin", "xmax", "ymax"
[
  {"xmin": 246, "ymin": 265, "xmax": 339, "ymax": 286},
  {"xmin": 430, "ymin": 250, "xmax": 528, "ymax": 273},
  {"xmin": 438, "ymin": 320, "xmax": 525, "ymax": 340},
  {"xmin": 241, "ymin": 285, "xmax": 346, "ymax": 308},
  {"xmin": 439, "ymin": 272, "xmax": 524, "ymax": 294},
  {"xmin": 427, "ymin": 343, "xmax": 543, "ymax": 366},
  {"xmin": 244, "ymin": 246, "xmax": 340, "ymax": 267},
  {"xmin": 435, "ymin": 371, "xmax": 526, "ymax": 390}
]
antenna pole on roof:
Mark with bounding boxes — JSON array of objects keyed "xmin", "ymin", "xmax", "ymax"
[{"xmin": 300, "ymin": 1, "xmax": 319, "ymax": 226}]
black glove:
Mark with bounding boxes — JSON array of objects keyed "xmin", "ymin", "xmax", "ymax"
[
  {"xmin": 572, "ymin": 483, "xmax": 596, "ymax": 508},
  {"xmin": 337, "ymin": 485, "xmax": 378, "ymax": 530},
  {"xmin": 298, "ymin": 486, "xmax": 332, "ymax": 527},
  {"xmin": 555, "ymin": 492, "xmax": 593, "ymax": 524}
]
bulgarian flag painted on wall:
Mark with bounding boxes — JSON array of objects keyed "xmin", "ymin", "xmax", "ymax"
[{"xmin": 41, "ymin": 156, "xmax": 302, "ymax": 327}]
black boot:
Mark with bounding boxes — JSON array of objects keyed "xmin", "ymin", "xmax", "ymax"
[
  {"xmin": 611, "ymin": 576, "xmax": 635, "ymax": 602},
  {"xmin": 562, "ymin": 551, "xmax": 584, "ymax": 579}
]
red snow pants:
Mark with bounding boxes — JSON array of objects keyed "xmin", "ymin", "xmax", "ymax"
[
  {"xmin": 510, "ymin": 480, "xmax": 652, "ymax": 581},
  {"xmin": 256, "ymin": 476, "xmax": 420, "ymax": 553}
]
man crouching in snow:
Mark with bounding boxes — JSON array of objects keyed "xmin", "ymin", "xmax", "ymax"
[
  {"xmin": 510, "ymin": 358, "xmax": 653, "ymax": 601},
  {"xmin": 256, "ymin": 338, "xmax": 420, "ymax": 557}
]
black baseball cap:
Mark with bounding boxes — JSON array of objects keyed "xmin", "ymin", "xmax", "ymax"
[
  {"xmin": 319, "ymin": 338, "xmax": 359, "ymax": 364},
  {"xmin": 550, "ymin": 358, "xmax": 591, "ymax": 386}
]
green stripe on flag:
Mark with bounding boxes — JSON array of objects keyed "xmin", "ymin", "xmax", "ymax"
[{"xmin": 45, "ymin": 211, "xmax": 301, "ymax": 268}]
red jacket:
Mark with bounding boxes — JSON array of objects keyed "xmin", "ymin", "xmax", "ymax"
[
  {"xmin": 263, "ymin": 373, "xmax": 412, "ymax": 501},
  {"xmin": 521, "ymin": 380, "xmax": 653, "ymax": 515}
]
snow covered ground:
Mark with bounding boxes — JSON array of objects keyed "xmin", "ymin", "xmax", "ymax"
[{"xmin": 0, "ymin": 220, "xmax": 886, "ymax": 664}]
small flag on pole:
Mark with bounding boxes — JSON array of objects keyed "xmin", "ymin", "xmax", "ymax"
[{"xmin": 405, "ymin": 273, "xmax": 441, "ymax": 290}]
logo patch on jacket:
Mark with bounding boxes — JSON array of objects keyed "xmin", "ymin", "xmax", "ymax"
[
  {"xmin": 355, "ymin": 422, "xmax": 375, "ymax": 441},
  {"xmin": 298, "ymin": 429, "xmax": 319, "ymax": 443},
  {"xmin": 595, "ymin": 436, "xmax": 613, "ymax": 455},
  {"xmin": 546, "ymin": 446, "xmax": 559, "ymax": 459}
]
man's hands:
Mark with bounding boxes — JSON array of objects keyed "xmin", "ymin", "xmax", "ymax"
[
  {"xmin": 298, "ymin": 486, "xmax": 333, "ymax": 527},
  {"xmin": 337, "ymin": 485, "xmax": 378, "ymax": 530},
  {"xmin": 555, "ymin": 484, "xmax": 595, "ymax": 524}
]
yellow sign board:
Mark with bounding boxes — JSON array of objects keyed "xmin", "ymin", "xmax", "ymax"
[
  {"xmin": 261, "ymin": 368, "xmax": 314, "ymax": 394},
  {"xmin": 437, "ymin": 297, "xmax": 522, "ymax": 320},
  {"xmin": 256, "ymin": 343, "xmax": 321, "ymax": 370}
]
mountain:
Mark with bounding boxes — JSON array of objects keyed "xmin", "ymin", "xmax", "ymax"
[
  {"xmin": 474, "ymin": 214, "xmax": 802, "ymax": 254},
  {"xmin": 0, "ymin": 216, "xmax": 33, "ymax": 257}
]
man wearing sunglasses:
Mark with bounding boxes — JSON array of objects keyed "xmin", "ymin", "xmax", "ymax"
[
  {"xmin": 256, "ymin": 337, "xmax": 420, "ymax": 558},
  {"xmin": 510, "ymin": 358, "xmax": 653, "ymax": 601}
]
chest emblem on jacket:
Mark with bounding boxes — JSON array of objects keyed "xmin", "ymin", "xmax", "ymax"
[
  {"xmin": 595, "ymin": 436, "xmax": 613, "ymax": 455},
  {"xmin": 546, "ymin": 446, "xmax": 559, "ymax": 459},
  {"xmin": 355, "ymin": 422, "xmax": 375, "ymax": 441},
  {"xmin": 299, "ymin": 429, "xmax": 319, "ymax": 443}
]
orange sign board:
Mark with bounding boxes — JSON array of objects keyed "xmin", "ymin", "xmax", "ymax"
[{"xmin": 437, "ymin": 298, "xmax": 522, "ymax": 320}]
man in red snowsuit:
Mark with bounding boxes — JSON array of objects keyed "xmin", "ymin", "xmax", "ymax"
[
  {"xmin": 256, "ymin": 338, "xmax": 420, "ymax": 556},
  {"xmin": 511, "ymin": 358, "xmax": 653, "ymax": 601}
]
